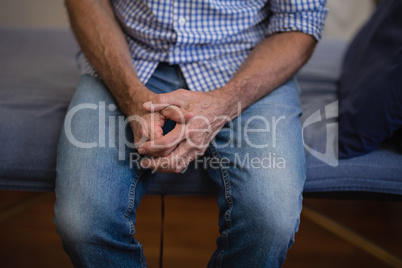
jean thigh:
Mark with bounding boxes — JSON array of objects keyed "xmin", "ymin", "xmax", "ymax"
[
  {"xmin": 55, "ymin": 75, "xmax": 147, "ymax": 242},
  {"xmin": 207, "ymin": 77, "xmax": 306, "ymax": 267}
]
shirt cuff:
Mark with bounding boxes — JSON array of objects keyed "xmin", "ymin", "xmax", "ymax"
[{"xmin": 267, "ymin": 8, "xmax": 328, "ymax": 41}]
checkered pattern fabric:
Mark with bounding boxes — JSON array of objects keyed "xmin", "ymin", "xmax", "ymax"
[{"xmin": 78, "ymin": 0, "xmax": 328, "ymax": 92}]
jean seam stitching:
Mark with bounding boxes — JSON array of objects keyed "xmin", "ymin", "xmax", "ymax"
[
  {"xmin": 209, "ymin": 144, "xmax": 232, "ymax": 268},
  {"xmin": 140, "ymin": 242, "xmax": 147, "ymax": 268},
  {"xmin": 124, "ymin": 169, "xmax": 143, "ymax": 243}
]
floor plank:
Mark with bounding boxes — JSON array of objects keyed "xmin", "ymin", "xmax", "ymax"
[{"xmin": 0, "ymin": 191, "xmax": 401, "ymax": 267}]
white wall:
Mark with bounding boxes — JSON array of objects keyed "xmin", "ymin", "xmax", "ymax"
[
  {"xmin": 0, "ymin": 0, "xmax": 69, "ymax": 28},
  {"xmin": 0, "ymin": 0, "xmax": 375, "ymax": 39},
  {"xmin": 323, "ymin": 0, "xmax": 375, "ymax": 40}
]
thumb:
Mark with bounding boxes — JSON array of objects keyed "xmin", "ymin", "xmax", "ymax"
[
  {"xmin": 143, "ymin": 92, "xmax": 189, "ymax": 112},
  {"xmin": 161, "ymin": 106, "xmax": 194, "ymax": 124},
  {"xmin": 143, "ymin": 101, "xmax": 169, "ymax": 112}
]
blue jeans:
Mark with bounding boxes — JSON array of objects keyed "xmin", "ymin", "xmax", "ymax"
[{"xmin": 54, "ymin": 63, "xmax": 306, "ymax": 267}]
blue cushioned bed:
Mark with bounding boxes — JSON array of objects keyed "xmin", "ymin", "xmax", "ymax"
[{"xmin": 1, "ymin": 29, "xmax": 401, "ymax": 196}]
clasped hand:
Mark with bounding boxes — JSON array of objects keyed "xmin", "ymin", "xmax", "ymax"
[{"xmin": 136, "ymin": 89, "xmax": 237, "ymax": 173}]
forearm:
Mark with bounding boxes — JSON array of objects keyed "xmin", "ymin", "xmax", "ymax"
[
  {"xmin": 219, "ymin": 31, "xmax": 316, "ymax": 118},
  {"xmin": 65, "ymin": 0, "xmax": 152, "ymax": 116}
]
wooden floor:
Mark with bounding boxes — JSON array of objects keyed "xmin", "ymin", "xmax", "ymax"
[{"xmin": 1, "ymin": 191, "xmax": 402, "ymax": 268}]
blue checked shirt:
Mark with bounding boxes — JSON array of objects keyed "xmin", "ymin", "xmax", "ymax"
[{"xmin": 78, "ymin": 0, "xmax": 328, "ymax": 92}]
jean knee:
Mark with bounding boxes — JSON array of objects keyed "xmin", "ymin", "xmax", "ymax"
[
  {"xmin": 237, "ymin": 189, "xmax": 302, "ymax": 246},
  {"xmin": 54, "ymin": 196, "xmax": 97, "ymax": 246},
  {"xmin": 54, "ymin": 174, "xmax": 115, "ymax": 247}
]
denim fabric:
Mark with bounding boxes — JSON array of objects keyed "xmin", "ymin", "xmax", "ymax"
[{"xmin": 54, "ymin": 63, "xmax": 306, "ymax": 267}]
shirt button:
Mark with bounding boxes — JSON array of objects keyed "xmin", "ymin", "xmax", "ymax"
[
  {"xmin": 174, "ymin": 47, "xmax": 181, "ymax": 54},
  {"xmin": 178, "ymin": 17, "xmax": 186, "ymax": 26}
]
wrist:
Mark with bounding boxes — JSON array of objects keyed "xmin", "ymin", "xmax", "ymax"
[
  {"xmin": 211, "ymin": 85, "xmax": 242, "ymax": 120},
  {"xmin": 121, "ymin": 85, "xmax": 156, "ymax": 116},
  {"xmin": 221, "ymin": 76, "xmax": 261, "ymax": 114}
]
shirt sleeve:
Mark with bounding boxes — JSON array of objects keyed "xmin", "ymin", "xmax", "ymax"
[{"xmin": 267, "ymin": 0, "xmax": 328, "ymax": 41}]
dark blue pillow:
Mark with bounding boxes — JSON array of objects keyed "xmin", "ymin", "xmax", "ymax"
[{"xmin": 338, "ymin": 0, "xmax": 402, "ymax": 159}]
